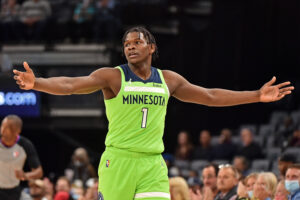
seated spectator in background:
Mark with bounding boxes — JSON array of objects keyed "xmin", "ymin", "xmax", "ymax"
[
  {"xmin": 288, "ymin": 129, "xmax": 300, "ymax": 147},
  {"xmin": 285, "ymin": 164, "xmax": 300, "ymax": 200},
  {"xmin": 93, "ymin": 0, "xmax": 119, "ymax": 43},
  {"xmin": 215, "ymin": 165, "xmax": 239, "ymax": 200},
  {"xmin": 28, "ymin": 179, "xmax": 47, "ymax": 200},
  {"xmin": 275, "ymin": 116, "xmax": 295, "ymax": 148},
  {"xmin": 43, "ymin": 177, "xmax": 54, "ymax": 200},
  {"xmin": 274, "ymin": 180, "xmax": 289, "ymax": 200},
  {"xmin": 278, "ymin": 154, "xmax": 296, "ymax": 180},
  {"xmin": 0, "ymin": 0, "xmax": 21, "ymax": 43},
  {"xmin": 237, "ymin": 128, "xmax": 263, "ymax": 162},
  {"xmin": 233, "ymin": 156, "xmax": 250, "ymax": 178},
  {"xmin": 84, "ymin": 178, "xmax": 98, "ymax": 200},
  {"xmin": 193, "ymin": 130, "xmax": 215, "ymax": 161},
  {"xmin": 19, "ymin": 0, "xmax": 51, "ymax": 42},
  {"xmin": 175, "ymin": 131, "xmax": 194, "ymax": 160},
  {"xmin": 55, "ymin": 176, "xmax": 73, "ymax": 200},
  {"xmin": 201, "ymin": 163, "xmax": 219, "ymax": 199},
  {"xmin": 169, "ymin": 177, "xmax": 191, "ymax": 200},
  {"xmin": 71, "ymin": 0, "xmax": 95, "ymax": 43},
  {"xmin": 253, "ymin": 172, "xmax": 277, "ymax": 200},
  {"xmin": 244, "ymin": 173, "xmax": 258, "ymax": 198},
  {"xmin": 214, "ymin": 128, "xmax": 237, "ymax": 161},
  {"xmin": 65, "ymin": 147, "xmax": 97, "ymax": 187}
]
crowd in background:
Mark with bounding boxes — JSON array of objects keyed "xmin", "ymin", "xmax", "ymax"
[{"xmin": 0, "ymin": 0, "xmax": 120, "ymax": 44}]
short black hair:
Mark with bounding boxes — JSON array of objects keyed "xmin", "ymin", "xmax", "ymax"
[
  {"xmin": 203, "ymin": 163, "xmax": 219, "ymax": 177},
  {"xmin": 122, "ymin": 26, "xmax": 159, "ymax": 61},
  {"xmin": 4, "ymin": 114, "xmax": 23, "ymax": 132}
]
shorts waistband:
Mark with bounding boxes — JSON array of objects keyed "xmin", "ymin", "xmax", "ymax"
[{"xmin": 105, "ymin": 146, "xmax": 160, "ymax": 158}]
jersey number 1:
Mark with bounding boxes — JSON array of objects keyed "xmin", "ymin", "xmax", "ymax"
[{"xmin": 141, "ymin": 108, "xmax": 148, "ymax": 128}]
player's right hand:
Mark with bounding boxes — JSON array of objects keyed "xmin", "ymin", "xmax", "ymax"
[{"xmin": 13, "ymin": 61, "xmax": 35, "ymax": 90}]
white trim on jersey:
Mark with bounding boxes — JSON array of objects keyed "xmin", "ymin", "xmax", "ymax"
[
  {"xmin": 134, "ymin": 192, "xmax": 170, "ymax": 199},
  {"xmin": 124, "ymin": 86, "xmax": 166, "ymax": 94}
]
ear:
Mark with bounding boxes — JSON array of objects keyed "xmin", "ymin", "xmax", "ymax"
[{"xmin": 149, "ymin": 44, "xmax": 155, "ymax": 54}]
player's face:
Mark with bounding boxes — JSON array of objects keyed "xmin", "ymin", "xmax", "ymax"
[{"xmin": 123, "ymin": 32, "xmax": 155, "ymax": 64}]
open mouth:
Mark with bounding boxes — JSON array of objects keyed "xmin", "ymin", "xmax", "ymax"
[{"xmin": 128, "ymin": 52, "xmax": 138, "ymax": 58}]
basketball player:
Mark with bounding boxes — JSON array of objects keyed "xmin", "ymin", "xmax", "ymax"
[{"xmin": 13, "ymin": 27, "xmax": 294, "ymax": 200}]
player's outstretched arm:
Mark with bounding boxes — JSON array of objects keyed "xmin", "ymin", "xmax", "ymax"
[
  {"xmin": 13, "ymin": 62, "xmax": 114, "ymax": 95},
  {"xmin": 163, "ymin": 70, "xmax": 294, "ymax": 107}
]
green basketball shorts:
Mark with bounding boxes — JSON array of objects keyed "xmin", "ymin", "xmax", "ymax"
[{"xmin": 98, "ymin": 147, "xmax": 170, "ymax": 200}]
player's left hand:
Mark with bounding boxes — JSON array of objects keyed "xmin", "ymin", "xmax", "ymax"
[
  {"xmin": 15, "ymin": 169, "xmax": 27, "ymax": 181},
  {"xmin": 259, "ymin": 76, "xmax": 294, "ymax": 102}
]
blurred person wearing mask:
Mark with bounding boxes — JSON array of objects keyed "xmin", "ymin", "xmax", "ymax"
[
  {"xmin": 278, "ymin": 154, "xmax": 296, "ymax": 180},
  {"xmin": 274, "ymin": 180, "xmax": 289, "ymax": 200},
  {"xmin": 253, "ymin": 172, "xmax": 277, "ymax": 200},
  {"xmin": 215, "ymin": 165, "xmax": 239, "ymax": 200},
  {"xmin": 65, "ymin": 147, "xmax": 96, "ymax": 185},
  {"xmin": 169, "ymin": 177, "xmax": 191, "ymax": 200},
  {"xmin": 84, "ymin": 178, "xmax": 98, "ymax": 200},
  {"xmin": 237, "ymin": 173, "xmax": 258, "ymax": 199},
  {"xmin": 0, "ymin": 115, "xmax": 43, "ymax": 200},
  {"xmin": 285, "ymin": 164, "xmax": 300, "ymax": 200}
]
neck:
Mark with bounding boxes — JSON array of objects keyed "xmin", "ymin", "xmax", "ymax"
[
  {"xmin": 128, "ymin": 62, "xmax": 152, "ymax": 80},
  {"xmin": 1, "ymin": 135, "xmax": 19, "ymax": 147}
]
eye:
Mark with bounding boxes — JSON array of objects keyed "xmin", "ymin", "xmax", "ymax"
[{"xmin": 135, "ymin": 41, "xmax": 141, "ymax": 44}]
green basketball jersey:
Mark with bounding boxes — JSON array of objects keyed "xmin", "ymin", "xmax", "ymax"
[{"xmin": 104, "ymin": 64, "xmax": 170, "ymax": 154}]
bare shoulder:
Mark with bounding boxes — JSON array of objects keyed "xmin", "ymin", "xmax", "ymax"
[
  {"xmin": 162, "ymin": 70, "xmax": 186, "ymax": 95},
  {"xmin": 90, "ymin": 67, "xmax": 121, "ymax": 81}
]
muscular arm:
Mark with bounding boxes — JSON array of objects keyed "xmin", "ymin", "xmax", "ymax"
[
  {"xmin": 163, "ymin": 70, "xmax": 294, "ymax": 107},
  {"xmin": 13, "ymin": 62, "xmax": 117, "ymax": 95}
]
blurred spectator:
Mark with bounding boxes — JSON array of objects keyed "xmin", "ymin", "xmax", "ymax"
[
  {"xmin": 19, "ymin": 0, "xmax": 51, "ymax": 42},
  {"xmin": 244, "ymin": 173, "xmax": 258, "ymax": 198},
  {"xmin": 285, "ymin": 164, "xmax": 300, "ymax": 200},
  {"xmin": 275, "ymin": 116, "xmax": 295, "ymax": 148},
  {"xmin": 214, "ymin": 128, "xmax": 237, "ymax": 161},
  {"xmin": 237, "ymin": 128, "xmax": 263, "ymax": 162},
  {"xmin": 43, "ymin": 177, "xmax": 54, "ymax": 200},
  {"xmin": 253, "ymin": 172, "xmax": 277, "ymax": 200},
  {"xmin": 28, "ymin": 179, "xmax": 48, "ymax": 200},
  {"xmin": 169, "ymin": 176, "xmax": 191, "ymax": 200},
  {"xmin": 175, "ymin": 131, "xmax": 194, "ymax": 160},
  {"xmin": 233, "ymin": 156, "xmax": 250, "ymax": 178},
  {"xmin": 201, "ymin": 164, "xmax": 219, "ymax": 199},
  {"xmin": 215, "ymin": 165, "xmax": 238, "ymax": 200},
  {"xmin": 278, "ymin": 154, "xmax": 296, "ymax": 180},
  {"xmin": 287, "ymin": 129, "xmax": 300, "ymax": 147},
  {"xmin": 65, "ymin": 147, "xmax": 96, "ymax": 186},
  {"xmin": 84, "ymin": 178, "xmax": 98, "ymax": 200},
  {"xmin": 193, "ymin": 130, "xmax": 215, "ymax": 161},
  {"xmin": 71, "ymin": 0, "xmax": 95, "ymax": 43},
  {"xmin": 187, "ymin": 171, "xmax": 202, "ymax": 194},
  {"xmin": 55, "ymin": 176, "xmax": 73, "ymax": 200},
  {"xmin": 0, "ymin": 0, "xmax": 21, "ymax": 43},
  {"xmin": 93, "ymin": 0, "xmax": 120, "ymax": 43},
  {"xmin": 274, "ymin": 180, "xmax": 289, "ymax": 200}
]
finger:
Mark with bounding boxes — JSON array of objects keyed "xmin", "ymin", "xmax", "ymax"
[
  {"xmin": 23, "ymin": 61, "xmax": 32, "ymax": 72},
  {"xmin": 265, "ymin": 76, "xmax": 276, "ymax": 86},
  {"xmin": 279, "ymin": 86, "xmax": 294, "ymax": 93},
  {"xmin": 276, "ymin": 81, "xmax": 291, "ymax": 89},
  {"xmin": 13, "ymin": 69, "xmax": 21, "ymax": 75}
]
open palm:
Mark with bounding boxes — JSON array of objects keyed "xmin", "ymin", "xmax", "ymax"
[
  {"xmin": 260, "ymin": 76, "xmax": 294, "ymax": 102},
  {"xmin": 13, "ymin": 62, "xmax": 35, "ymax": 90}
]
